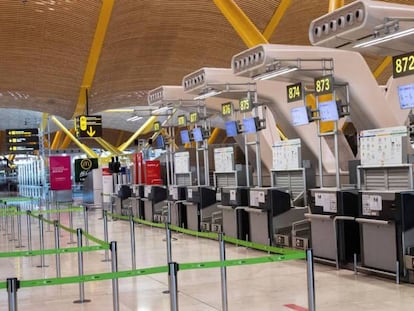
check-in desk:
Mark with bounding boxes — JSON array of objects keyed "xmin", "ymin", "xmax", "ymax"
[
  {"xmin": 307, "ymin": 188, "xmax": 360, "ymax": 267},
  {"xmin": 142, "ymin": 185, "xmax": 167, "ymax": 222},
  {"xmin": 184, "ymin": 186, "xmax": 217, "ymax": 232},
  {"xmin": 167, "ymin": 185, "xmax": 187, "ymax": 227},
  {"xmin": 245, "ymin": 187, "xmax": 291, "ymax": 245},
  {"xmin": 357, "ymin": 190, "xmax": 414, "ymax": 281},
  {"xmin": 218, "ymin": 186, "xmax": 250, "ymax": 240}
]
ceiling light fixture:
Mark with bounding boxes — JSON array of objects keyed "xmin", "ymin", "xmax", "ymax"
[
  {"xmin": 253, "ymin": 66, "xmax": 298, "ymax": 81},
  {"xmin": 126, "ymin": 116, "xmax": 143, "ymax": 122},
  {"xmin": 354, "ymin": 27, "xmax": 414, "ymax": 48},
  {"xmin": 151, "ymin": 106, "xmax": 170, "ymax": 114},
  {"xmin": 193, "ymin": 89, "xmax": 223, "ymax": 100}
]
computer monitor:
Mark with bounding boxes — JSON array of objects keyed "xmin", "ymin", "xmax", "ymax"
[
  {"xmin": 319, "ymin": 100, "xmax": 339, "ymax": 121},
  {"xmin": 243, "ymin": 117, "xmax": 258, "ymax": 134},
  {"xmin": 398, "ymin": 83, "xmax": 414, "ymax": 110},
  {"xmin": 180, "ymin": 130, "xmax": 190, "ymax": 144},
  {"xmin": 192, "ymin": 127, "xmax": 204, "ymax": 142},
  {"xmin": 290, "ymin": 106, "xmax": 310, "ymax": 126},
  {"xmin": 156, "ymin": 135, "xmax": 165, "ymax": 149},
  {"xmin": 225, "ymin": 120, "xmax": 239, "ymax": 137}
]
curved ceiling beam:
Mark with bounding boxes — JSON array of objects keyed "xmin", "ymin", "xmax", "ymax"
[
  {"xmin": 212, "ymin": 0, "xmax": 268, "ymax": 48},
  {"xmin": 72, "ymin": 0, "xmax": 115, "ymax": 118}
]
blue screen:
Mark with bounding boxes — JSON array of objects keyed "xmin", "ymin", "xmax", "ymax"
[
  {"xmin": 180, "ymin": 130, "xmax": 190, "ymax": 144},
  {"xmin": 192, "ymin": 128, "xmax": 203, "ymax": 142},
  {"xmin": 225, "ymin": 121, "xmax": 238, "ymax": 137},
  {"xmin": 398, "ymin": 84, "xmax": 414, "ymax": 110},
  {"xmin": 156, "ymin": 135, "xmax": 165, "ymax": 149},
  {"xmin": 290, "ymin": 106, "xmax": 309, "ymax": 126},
  {"xmin": 319, "ymin": 100, "xmax": 339, "ymax": 121},
  {"xmin": 243, "ymin": 117, "xmax": 257, "ymax": 134}
]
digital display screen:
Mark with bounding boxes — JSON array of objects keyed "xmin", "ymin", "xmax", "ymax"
[
  {"xmin": 225, "ymin": 121, "xmax": 238, "ymax": 137},
  {"xmin": 153, "ymin": 121, "xmax": 161, "ymax": 132},
  {"xmin": 222, "ymin": 102, "xmax": 233, "ymax": 116},
  {"xmin": 239, "ymin": 97, "xmax": 253, "ymax": 112},
  {"xmin": 319, "ymin": 100, "xmax": 339, "ymax": 121},
  {"xmin": 156, "ymin": 135, "xmax": 165, "ymax": 149},
  {"xmin": 177, "ymin": 115, "xmax": 187, "ymax": 127},
  {"xmin": 180, "ymin": 130, "xmax": 190, "ymax": 144},
  {"xmin": 291, "ymin": 106, "xmax": 310, "ymax": 126},
  {"xmin": 189, "ymin": 112, "xmax": 199, "ymax": 123},
  {"xmin": 192, "ymin": 127, "xmax": 203, "ymax": 142},
  {"xmin": 398, "ymin": 83, "xmax": 414, "ymax": 109},
  {"xmin": 243, "ymin": 117, "xmax": 257, "ymax": 134}
]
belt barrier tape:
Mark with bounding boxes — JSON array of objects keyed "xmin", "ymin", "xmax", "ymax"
[{"xmin": 0, "ymin": 251, "xmax": 305, "ymax": 289}]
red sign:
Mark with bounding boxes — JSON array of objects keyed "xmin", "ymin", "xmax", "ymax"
[
  {"xmin": 134, "ymin": 153, "xmax": 145, "ymax": 184},
  {"xmin": 145, "ymin": 160, "xmax": 162, "ymax": 185},
  {"xmin": 49, "ymin": 156, "xmax": 72, "ymax": 191}
]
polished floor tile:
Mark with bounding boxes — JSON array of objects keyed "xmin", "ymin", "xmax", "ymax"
[{"xmin": 0, "ymin": 208, "xmax": 413, "ymax": 310}]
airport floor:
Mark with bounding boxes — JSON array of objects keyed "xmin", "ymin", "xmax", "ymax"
[{"xmin": 0, "ymin": 206, "xmax": 414, "ymax": 311}]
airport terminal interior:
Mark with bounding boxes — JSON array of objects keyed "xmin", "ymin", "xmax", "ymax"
[{"xmin": 2, "ymin": 0, "xmax": 414, "ymax": 310}]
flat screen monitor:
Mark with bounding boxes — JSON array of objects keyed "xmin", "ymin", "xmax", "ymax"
[
  {"xmin": 225, "ymin": 121, "xmax": 239, "ymax": 137},
  {"xmin": 180, "ymin": 130, "xmax": 190, "ymax": 144},
  {"xmin": 156, "ymin": 135, "xmax": 165, "ymax": 149},
  {"xmin": 192, "ymin": 127, "xmax": 203, "ymax": 142},
  {"xmin": 398, "ymin": 83, "xmax": 414, "ymax": 110},
  {"xmin": 243, "ymin": 117, "xmax": 258, "ymax": 134},
  {"xmin": 319, "ymin": 100, "xmax": 339, "ymax": 121},
  {"xmin": 290, "ymin": 106, "xmax": 309, "ymax": 126}
]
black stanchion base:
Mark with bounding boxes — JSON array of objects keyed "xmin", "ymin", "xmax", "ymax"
[
  {"xmin": 15, "ymin": 245, "xmax": 25, "ymax": 248},
  {"xmin": 67, "ymin": 241, "xmax": 77, "ymax": 245},
  {"xmin": 36, "ymin": 265, "xmax": 49, "ymax": 268},
  {"xmin": 101, "ymin": 259, "xmax": 111, "ymax": 262},
  {"xmin": 73, "ymin": 299, "xmax": 91, "ymax": 304},
  {"xmin": 162, "ymin": 290, "xmax": 179, "ymax": 294}
]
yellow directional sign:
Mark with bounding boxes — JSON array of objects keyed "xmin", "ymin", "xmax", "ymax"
[{"xmin": 75, "ymin": 115, "xmax": 102, "ymax": 138}]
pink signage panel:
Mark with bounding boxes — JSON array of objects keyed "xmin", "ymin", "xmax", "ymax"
[{"xmin": 49, "ymin": 156, "xmax": 72, "ymax": 190}]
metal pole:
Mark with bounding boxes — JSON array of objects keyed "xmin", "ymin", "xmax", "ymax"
[
  {"xmin": 37, "ymin": 214, "xmax": 47, "ymax": 268},
  {"xmin": 68, "ymin": 210, "xmax": 75, "ymax": 244},
  {"xmin": 83, "ymin": 205, "xmax": 89, "ymax": 246},
  {"xmin": 219, "ymin": 233, "xmax": 228, "ymax": 311},
  {"xmin": 334, "ymin": 121, "xmax": 340, "ymax": 189},
  {"xmin": 9, "ymin": 208, "xmax": 16, "ymax": 241},
  {"xmin": 7, "ymin": 277, "xmax": 19, "ymax": 311},
  {"xmin": 166, "ymin": 222, "xmax": 172, "ymax": 263},
  {"xmin": 26, "ymin": 211, "xmax": 32, "ymax": 252},
  {"xmin": 73, "ymin": 228, "xmax": 91, "ymax": 304},
  {"xmin": 15, "ymin": 206, "xmax": 24, "ymax": 248},
  {"xmin": 130, "ymin": 216, "xmax": 136, "ymax": 270},
  {"xmin": 168, "ymin": 262, "xmax": 179, "ymax": 311},
  {"xmin": 110, "ymin": 241, "xmax": 120, "ymax": 311},
  {"xmin": 306, "ymin": 249, "xmax": 316, "ymax": 311},
  {"xmin": 353, "ymin": 253, "xmax": 357, "ymax": 275},
  {"xmin": 396, "ymin": 261, "xmax": 400, "ymax": 284},
  {"xmin": 54, "ymin": 220, "xmax": 61, "ymax": 278},
  {"xmin": 102, "ymin": 210, "xmax": 110, "ymax": 262}
]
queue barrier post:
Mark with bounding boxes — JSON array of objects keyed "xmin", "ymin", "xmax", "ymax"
[
  {"xmin": 219, "ymin": 233, "xmax": 228, "ymax": 311},
  {"xmin": 306, "ymin": 248, "xmax": 316, "ymax": 311},
  {"xmin": 110, "ymin": 241, "xmax": 120, "ymax": 311},
  {"xmin": 54, "ymin": 220, "xmax": 61, "ymax": 278},
  {"xmin": 73, "ymin": 228, "xmax": 91, "ymax": 304},
  {"xmin": 7, "ymin": 277, "xmax": 19, "ymax": 311},
  {"xmin": 168, "ymin": 262, "xmax": 179, "ymax": 311}
]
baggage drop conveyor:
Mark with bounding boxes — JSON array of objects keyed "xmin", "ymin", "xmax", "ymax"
[
  {"xmin": 307, "ymin": 187, "xmax": 360, "ymax": 268},
  {"xmin": 142, "ymin": 185, "xmax": 167, "ymax": 222},
  {"xmin": 184, "ymin": 186, "xmax": 217, "ymax": 231}
]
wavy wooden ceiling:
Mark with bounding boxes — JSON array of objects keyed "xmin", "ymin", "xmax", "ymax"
[{"xmin": 0, "ymin": 0, "xmax": 412, "ymax": 121}]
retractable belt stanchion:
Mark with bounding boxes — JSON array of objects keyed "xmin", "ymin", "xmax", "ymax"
[
  {"xmin": 7, "ymin": 277, "xmax": 19, "ymax": 311},
  {"xmin": 306, "ymin": 248, "xmax": 316, "ymax": 311},
  {"xmin": 26, "ymin": 211, "xmax": 32, "ymax": 252},
  {"xmin": 110, "ymin": 241, "xmax": 120, "ymax": 311},
  {"xmin": 102, "ymin": 210, "xmax": 110, "ymax": 262},
  {"xmin": 15, "ymin": 206, "xmax": 24, "ymax": 248},
  {"xmin": 73, "ymin": 228, "xmax": 91, "ymax": 304},
  {"xmin": 68, "ymin": 209, "xmax": 75, "ymax": 245},
  {"xmin": 37, "ymin": 214, "xmax": 48, "ymax": 268},
  {"xmin": 168, "ymin": 262, "xmax": 179, "ymax": 311},
  {"xmin": 54, "ymin": 220, "xmax": 61, "ymax": 278},
  {"xmin": 9, "ymin": 204, "xmax": 15, "ymax": 242},
  {"xmin": 83, "ymin": 205, "xmax": 89, "ymax": 246},
  {"xmin": 129, "ymin": 215, "xmax": 136, "ymax": 270},
  {"xmin": 219, "ymin": 233, "xmax": 228, "ymax": 311}
]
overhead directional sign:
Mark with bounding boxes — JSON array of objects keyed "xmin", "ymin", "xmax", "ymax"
[
  {"xmin": 6, "ymin": 128, "xmax": 40, "ymax": 153},
  {"xmin": 75, "ymin": 115, "xmax": 102, "ymax": 138}
]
